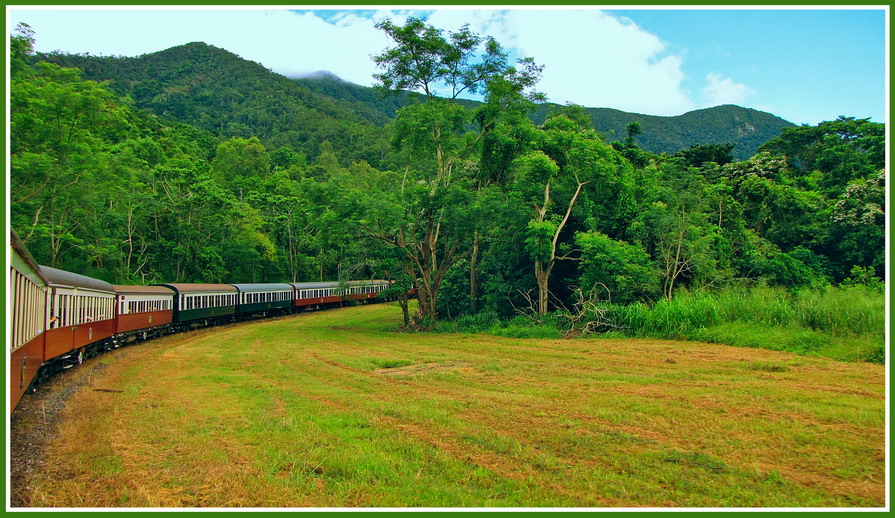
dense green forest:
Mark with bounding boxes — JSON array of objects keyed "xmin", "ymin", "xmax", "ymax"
[
  {"xmin": 37, "ymin": 41, "xmax": 793, "ymax": 163},
  {"xmin": 9, "ymin": 22, "xmax": 885, "ymax": 361}
]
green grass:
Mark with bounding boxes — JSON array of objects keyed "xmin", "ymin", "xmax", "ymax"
[
  {"xmin": 442, "ymin": 285, "xmax": 884, "ymax": 364},
  {"xmin": 598, "ymin": 285, "xmax": 885, "ymax": 364},
  {"xmin": 24, "ymin": 303, "xmax": 886, "ymax": 508}
]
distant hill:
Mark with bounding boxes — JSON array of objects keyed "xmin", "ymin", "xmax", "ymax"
[
  {"xmin": 571, "ymin": 105, "xmax": 796, "ymax": 161},
  {"xmin": 296, "ymin": 74, "xmax": 795, "ymax": 160},
  {"xmin": 39, "ymin": 42, "xmax": 794, "ymax": 163},
  {"xmin": 37, "ymin": 42, "xmax": 394, "ymax": 167}
]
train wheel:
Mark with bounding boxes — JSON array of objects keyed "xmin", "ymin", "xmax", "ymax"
[{"xmin": 76, "ymin": 349, "xmax": 85, "ymax": 365}]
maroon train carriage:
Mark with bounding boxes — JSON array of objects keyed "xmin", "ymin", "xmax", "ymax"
[
  {"xmin": 344, "ymin": 280, "xmax": 392, "ymax": 302},
  {"xmin": 41, "ymin": 265, "xmax": 117, "ymax": 372},
  {"xmin": 290, "ymin": 281, "xmax": 342, "ymax": 309},
  {"xmin": 114, "ymin": 284, "xmax": 176, "ymax": 344},
  {"xmin": 290, "ymin": 280, "xmax": 391, "ymax": 310},
  {"xmin": 9, "ymin": 231, "xmax": 49, "ymax": 412}
]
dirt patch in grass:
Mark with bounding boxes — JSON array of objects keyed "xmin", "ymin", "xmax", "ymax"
[{"xmin": 373, "ymin": 361, "xmax": 471, "ymax": 376}]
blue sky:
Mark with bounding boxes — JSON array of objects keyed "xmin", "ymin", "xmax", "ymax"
[{"xmin": 7, "ymin": 6, "xmax": 888, "ymax": 125}]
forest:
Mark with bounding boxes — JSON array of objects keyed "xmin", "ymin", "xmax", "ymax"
[{"xmin": 9, "ymin": 21, "xmax": 886, "ymax": 363}]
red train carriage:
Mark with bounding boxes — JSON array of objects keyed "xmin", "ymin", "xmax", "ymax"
[
  {"xmin": 290, "ymin": 281, "xmax": 343, "ymax": 309},
  {"xmin": 41, "ymin": 265, "xmax": 117, "ymax": 368},
  {"xmin": 9, "ymin": 231, "xmax": 49, "ymax": 412},
  {"xmin": 114, "ymin": 285, "xmax": 176, "ymax": 343},
  {"xmin": 289, "ymin": 280, "xmax": 391, "ymax": 309},
  {"xmin": 344, "ymin": 280, "xmax": 391, "ymax": 302}
]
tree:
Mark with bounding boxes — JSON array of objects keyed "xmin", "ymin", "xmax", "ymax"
[
  {"xmin": 366, "ymin": 17, "xmax": 541, "ymax": 327},
  {"xmin": 675, "ymin": 143, "xmax": 735, "ymax": 167},
  {"xmin": 211, "ymin": 136, "xmax": 270, "ymax": 193},
  {"xmin": 758, "ymin": 117, "xmax": 884, "ymax": 196},
  {"xmin": 575, "ymin": 231, "xmax": 660, "ymax": 304},
  {"xmin": 514, "ymin": 114, "xmax": 629, "ymax": 314}
]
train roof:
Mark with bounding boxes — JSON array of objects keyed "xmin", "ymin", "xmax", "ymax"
[
  {"xmin": 10, "ymin": 230, "xmax": 48, "ymax": 285},
  {"xmin": 40, "ymin": 265, "xmax": 115, "ymax": 293},
  {"xmin": 289, "ymin": 281, "xmax": 342, "ymax": 289},
  {"xmin": 288, "ymin": 280, "xmax": 390, "ymax": 289},
  {"xmin": 152, "ymin": 283, "xmax": 238, "ymax": 294},
  {"xmin": 113, "ymin": 285, "xmax": 176, "ymax": 295},
  {"xmin": 230, "ymin": 283, "xmax": 294, "ymax": 292}
]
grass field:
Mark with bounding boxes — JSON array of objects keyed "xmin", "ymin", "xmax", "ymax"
[{"xmin": 20, "ymin": 303, "xmax": 886, "ymax": 508}]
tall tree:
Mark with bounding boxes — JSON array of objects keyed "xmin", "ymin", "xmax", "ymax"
[
  {"xmin": 367, "ymin": 17, "xmax": 541, "ymax": 327},
  {"xmin": 514, "ymin": 114, "xmax": 629, "ymax": 314}
]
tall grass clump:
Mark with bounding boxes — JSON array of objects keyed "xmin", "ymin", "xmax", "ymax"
[
  {"xmin": 794, "ymin": 285, "xmax": 884, "ymax": 336},
  {"xmin": 599, "ymin": 285, "xmax": 885, "ymax": 364},
  {"xmin": 434, "ymin": 310, "xmax": 500, "ymax": 334}
]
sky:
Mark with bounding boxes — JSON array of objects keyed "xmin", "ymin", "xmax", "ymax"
[{"xmin": 6, "ymin": 6, "xmax": 888, "ymax": 125}]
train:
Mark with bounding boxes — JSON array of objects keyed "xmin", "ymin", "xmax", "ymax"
[{"xmin": 8, "ymin": 230, "xmax": 392, "ymax": 413}]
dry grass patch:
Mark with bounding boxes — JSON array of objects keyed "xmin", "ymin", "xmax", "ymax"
[{"xmin": 13, "ymin": 304, "xmax": 886, "ymax": 508}]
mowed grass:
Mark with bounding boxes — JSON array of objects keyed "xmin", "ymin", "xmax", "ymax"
[{"xmin": 25, "ymin": 303, "xmax": 885, "ymax": 508}]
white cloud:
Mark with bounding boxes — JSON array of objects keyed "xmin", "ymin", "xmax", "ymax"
[
  {"xmin": 423, "ymin": 9, "xmax": 696, "ymax": 115},
  {"xmin": 10, "ymin": 7, "xmax": 701, "ymax": 116},
  {"xmin": 701, "ymin": 72, "xmax": 756, "ymax": 107}
]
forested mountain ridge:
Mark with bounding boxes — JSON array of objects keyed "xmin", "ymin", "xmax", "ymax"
[
  {"xmin": 36, "ymin": 42, "xmax": 394, "ymax": 168},
  {"xmin": 39, "ymin": 41, "xmax": 792, "ymax": 162},
  {"xmin": 297, "ymin": 73, "xmax": 795, "ymax": 160}
]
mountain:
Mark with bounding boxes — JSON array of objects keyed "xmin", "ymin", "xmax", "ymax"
[
  {"xmin": 38, "ymin": 42, "xmax": 794, "ymax": 163},
  {"xmin": 37, "ymin": 42, "xmax": 393, "ymax": 167},
  {"xmin": 295, "ymin": 75, "xmax": 795, "ymax": 161},
  {"xmin": 576, "ymin": 105, "xmax": 796, "ymax": 161}
]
